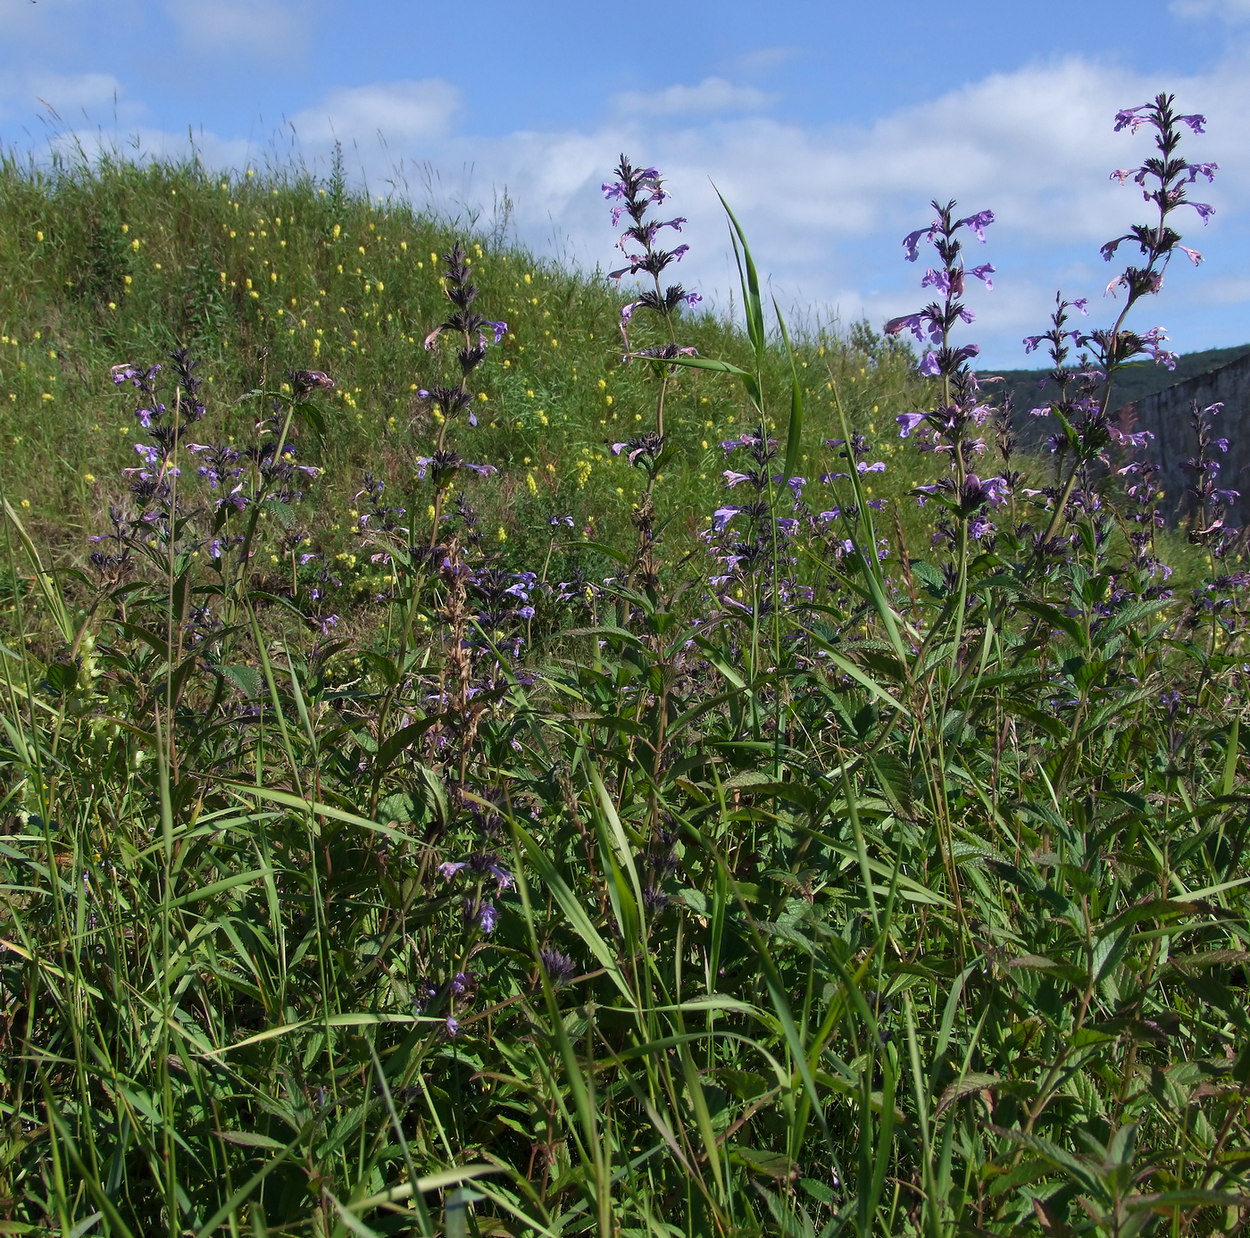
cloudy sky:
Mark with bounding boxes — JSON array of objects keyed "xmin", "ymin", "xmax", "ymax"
[{"xmin": 0, "ymin": 0, "xmax": 1247, "ymax": 368}]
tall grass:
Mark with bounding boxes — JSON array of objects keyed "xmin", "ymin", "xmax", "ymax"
[{"xmin": 2, "ymin": 98, "xmax": 1249, "ymax": 1236}]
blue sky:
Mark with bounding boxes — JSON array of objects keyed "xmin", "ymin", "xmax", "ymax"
[{"xmin": 1, "ymin": 0, "xmax": 1248, "ymax": 368}]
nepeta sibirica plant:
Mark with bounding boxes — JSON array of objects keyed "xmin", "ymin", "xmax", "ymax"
[
  {"xmin": 702, "ymin": 426, "xmax": 807, "ymax": 637},
  {"xmin": 885, "ymin": 203, "xmax": 1009, "ymax": 644},
  {"xmin": 886, "ymin": 201, "xmax": 999, "ymax": 493},
  {"xmin": 1027, "ymin": 94, "xmax": 1215, "ymax": 523},
  {"xmin": 362, "ymin": 243, "xmax": 526, "ymax": 803},
  {"xmin": 604, "ymin": 156, "xmax": 701, "ymax": 464},
  {"xmin": 415, "ymin": 243, "xmax": 505, "ymax": 538},
  {"xmin": 603, "ymin": 157, "xmax": 702, "ymax": 602}
]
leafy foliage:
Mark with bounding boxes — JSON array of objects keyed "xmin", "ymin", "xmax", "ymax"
[{"xmin": 1, "ymin": 103, "xmax": 1248, "ymax": 1236}]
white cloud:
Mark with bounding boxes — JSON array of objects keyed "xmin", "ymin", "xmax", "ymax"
[
  {"xmin": 163, "ymin": 0, "xmax": 314, "ymax": 57},
  {"xmin": 0, "ymin": 69, "xmax": 148, "ymax": 134},
  {"xmin": 288, "ymin": 80, "xmax": 462, "ymax": 146},
  {"xmin": 22, "ymin": 70, "xmax": 126, "ymax": 115},
  {"xmin": 610, "ymin": 77, "xmax": 775, "ymax": 119}
]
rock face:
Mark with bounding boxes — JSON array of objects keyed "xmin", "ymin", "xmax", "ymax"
[{"xmin": 1119, "ymin": 352, "xmax": 1250, "ymax": 528}]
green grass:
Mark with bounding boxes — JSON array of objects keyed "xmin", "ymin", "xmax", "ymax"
[{"xmin": 0, "ymin": 148, "xmax": 1248, "ymax": 1237}]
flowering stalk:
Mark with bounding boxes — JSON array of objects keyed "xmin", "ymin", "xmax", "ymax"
[
  {"xmin": 231, "ymin": 367, "xmax": 332, "ymax": 608},
  {"xmin": 1033, "ymin": 94, "xmax": 1215, "ymax": 539},
  {"xmin": 603, "ymin": 158, "xmax": 701, "ymax": 617},
  {"xmin": 1182, "ymin": 400, "xmax": 1240, "ymax": 561},
  {"xmin": 887, "ymin": 202, "xmax": 1001, "ymax": 687},
  {"xmin": 417, "ymin": 244, "xmax": 505, "ymax": 546},
  {"xmin": 365, "ymin": 245, "xmax": 506, "ymax": 817},
  {"xmin": 603, "ymin": 156, "xmax": 700, "ymax": 449},
  {"xmin": 886, "ymin": 200, "xmax": 996, "ymax": 491}
]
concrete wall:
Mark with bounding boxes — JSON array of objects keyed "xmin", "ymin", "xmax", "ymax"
[{"xmin": 1119, "ymin": 353, "xmax": 1250, "ymax": 528}]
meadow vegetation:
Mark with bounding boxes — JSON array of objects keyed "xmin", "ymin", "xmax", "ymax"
[{"xmin": 1, "ymin": 96, "xmax": 1248, "ymax": 1236}]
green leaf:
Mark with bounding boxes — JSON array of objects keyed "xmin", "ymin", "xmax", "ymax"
[{"xmin": 217, "ymin": 663, "xmax": 264, "ymax": 698}]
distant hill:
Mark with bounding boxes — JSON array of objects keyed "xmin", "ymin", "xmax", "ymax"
[{"xmin": 990, "ymin": 343, "xmax": 1250, "ymax": 418}]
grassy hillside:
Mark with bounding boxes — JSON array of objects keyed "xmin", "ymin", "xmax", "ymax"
[{"xmin": 0, "ymin": 153, "xmax": 925, "ymax": 575}]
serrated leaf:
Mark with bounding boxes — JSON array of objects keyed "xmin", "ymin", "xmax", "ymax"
[
  {"xmin": 218, "ymin": 663, "xmax": 264, "ymax": 698},
  {"xmin": 936, "ymin": 1071, "xmax": 999, "ymax": 1117}
]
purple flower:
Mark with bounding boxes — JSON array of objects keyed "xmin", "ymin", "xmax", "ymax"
[
  {"xmin": 478, "ymin": 903, "xmax": 498, "ymax": 933},
  {"xmin": 897, "ymin": 412, "xmax": 928, "ymax": 437},
  {"xmin": 957, "ymin": 209, "xmax": 995, "ymax": 241},
  {"xmin": 967, "ymin": 474, "xmax": 1010, "ymax": 507},
  {"xmin": 918, "ymin": 352, "xmax": 942, "ymax": 378},
  {"xmin": 884, "ymin": 311, "xmax": 940, "ymax": 344},
  {"xmin": 1183, "ymin": 161, "xmax": 1219, "ymax": 183},
  {"xmin": 538, "ymin": 947, "xmax": 577, "ymax": 988},
  {"xmin": 1114, "ymin": 105, "xmax": 1152, "ymax": 134},
  {"xmin": 969, "ymin": 263, "xmax": 995, "ymax": 289},
  {"xmin": 902, "ymin": 225, "xmax": 937, "ymax": 262},
  {"xmin": 1109, "ymin": 425, "xmax": 1155, "ymax": 449}
]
